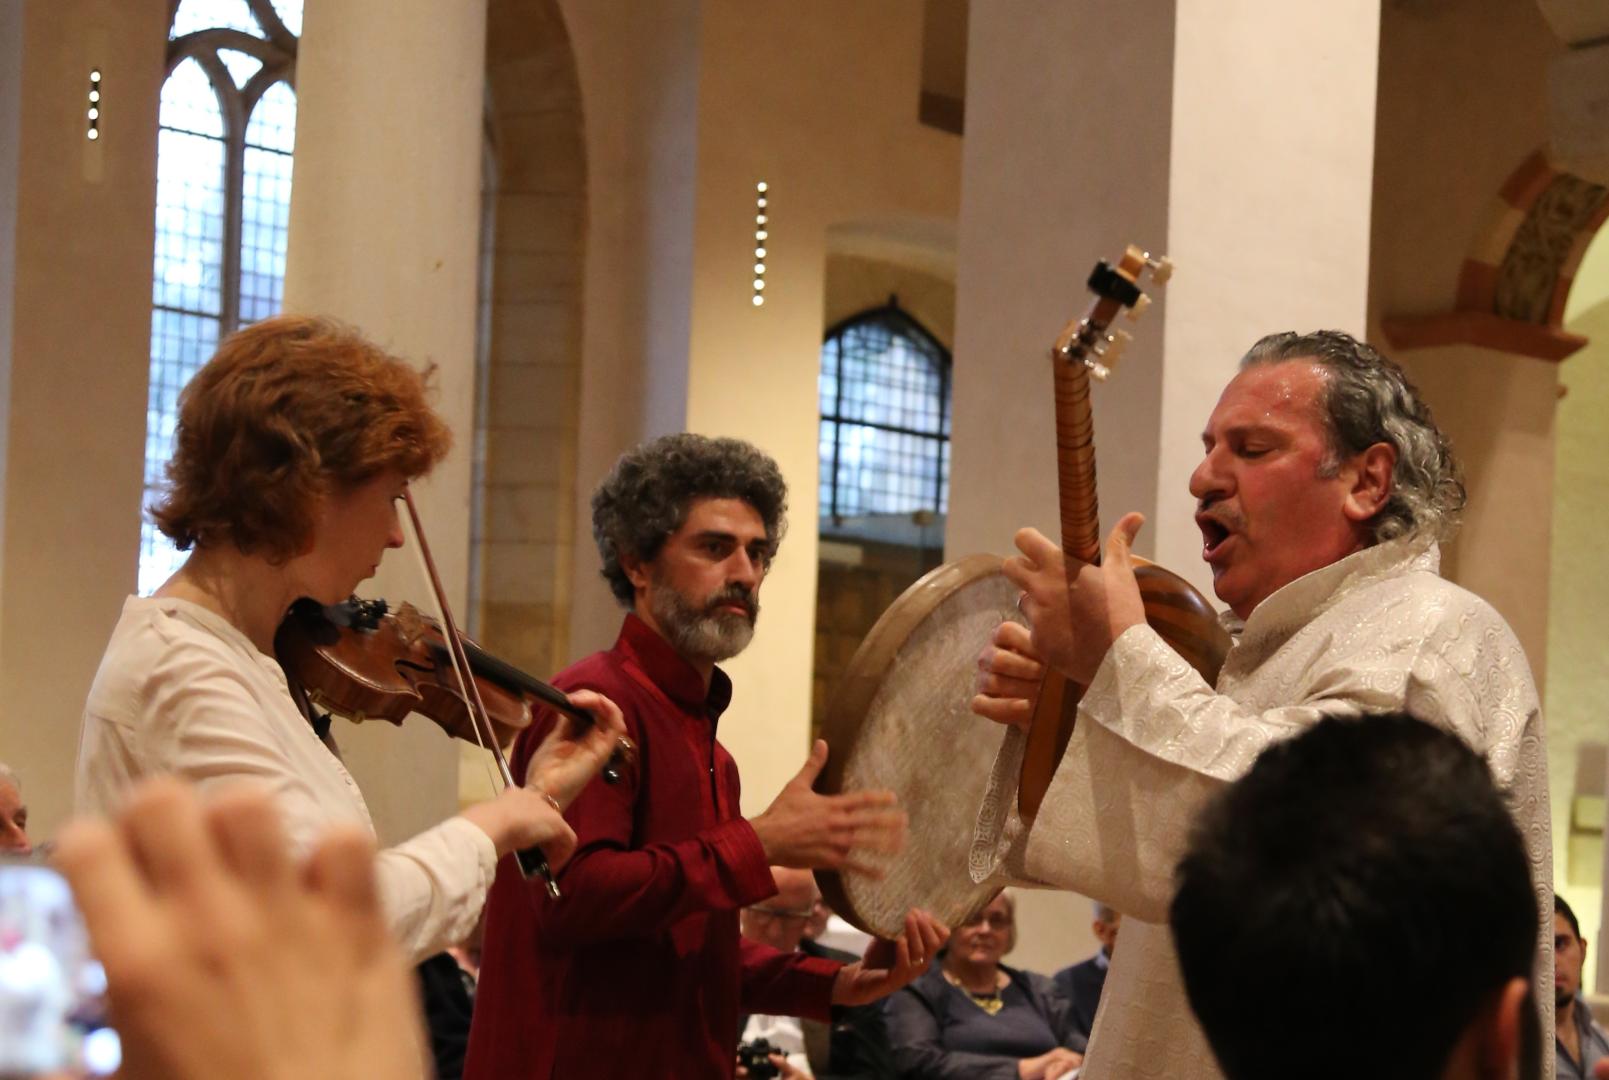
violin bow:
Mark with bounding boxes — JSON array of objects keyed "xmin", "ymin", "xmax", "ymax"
[{"xmin": 401, "ymin": 488, "xmax": 564, "ymax": 900}]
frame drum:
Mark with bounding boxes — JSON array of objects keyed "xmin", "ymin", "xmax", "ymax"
[{"xmin": 815, "ymin": 554, "xmax": 1016, "ymax": 938}]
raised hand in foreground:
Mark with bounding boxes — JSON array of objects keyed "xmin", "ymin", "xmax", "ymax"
[{"xmin": 54, "ymin": 778, "xmax": 426, "ymax": 1080}]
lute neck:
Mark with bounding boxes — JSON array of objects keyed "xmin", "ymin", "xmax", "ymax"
[{"xmin": 1053, "ymin": 353, "xmax": 1102, "ymax": 565}]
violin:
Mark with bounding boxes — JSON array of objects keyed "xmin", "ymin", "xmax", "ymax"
[
  {"xmin": 274, "ymin": 489, "xmax": 632, "ymax": 898},
  {"xmin": 275, "ymin": 595, "xmax": 615, "ymax": 776}
]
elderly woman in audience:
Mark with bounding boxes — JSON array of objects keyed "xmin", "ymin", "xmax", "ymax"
[{"xmin": 885, "ymin": 891, "xmax": 1086, "ymax": 1080}]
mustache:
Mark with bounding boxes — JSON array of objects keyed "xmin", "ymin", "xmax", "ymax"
[
  {"xmin": 705, "ymin": 585, "xmax": 758, "ymax": 619},
  {"xmin": 1196, "ymin": 498, "xmax": 1247, "ymax": 534}
]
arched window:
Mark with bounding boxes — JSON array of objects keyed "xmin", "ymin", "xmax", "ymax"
[
  {"xmin": 818, "ymin": 300, "xmax": 951, "ymax": 547},
  {"xmin": 140, "ymin": 0, "xmax": 301, "ymax": 594}
]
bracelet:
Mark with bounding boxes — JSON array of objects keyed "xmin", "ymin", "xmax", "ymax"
[{"xmin": 531, "ymin": 787, "xmax": 562, "ymax": 814}]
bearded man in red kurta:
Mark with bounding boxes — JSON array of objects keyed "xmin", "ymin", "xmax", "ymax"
[{"xmin": 465, "ymin": 434, "xmax": 947, "ymax": 1080}]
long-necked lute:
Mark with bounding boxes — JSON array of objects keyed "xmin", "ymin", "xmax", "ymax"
[{"xmin": 1016, "ymin": 245, "xmax": 1231, "ymax": 822}]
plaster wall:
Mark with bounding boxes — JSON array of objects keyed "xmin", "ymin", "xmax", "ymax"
[
  {"xmin": 686, "ymin": 0, "xmax": 962, "ymax": 813},
  {"xmin": 1554, "ymin": 227, "xmax": 1609, "ymax": 990},
  {"xmin": 0, "ymin": 0, "xmax": 20, "ymax": 619},
  {"xmin": 823, "ymin": 254, "xmax": 956, "ymax": 351},
  {"xmin": 282, "ymin": 0, "xmax": 488, "ymax": 845},
  {"xmin": 0, "ymin": 0, "xmax": 166, "ymax": 838},
  {"xmin": 1368, "ymin": 1, "xmax": 1575, "ymax": 917},
  {"xmin": 1370, "ymin": 2, "xmax": 1560, "ymax": 322},
  {"xmin": 1368, "ymin": 1, "xmax": 1561, "ymax": 675},
  {"xmin": 559, "ymin": 0, "xmax": 701, "ymax": 661},
  {"xmin": 559, "ymin": 1, "xmax": 961, "ymax": 814}
]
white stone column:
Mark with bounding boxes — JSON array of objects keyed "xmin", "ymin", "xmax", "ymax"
[
  {"xmin": 0, "ymin": 0, "xmax": 166, "ymax": 837},
  {"xmin": 1154, "ymin": 0, "xmax": 1382, "ymax": 594},
  {"xmin": 284, "ymin": 0, "xmax": 488, "ymax": 842}
]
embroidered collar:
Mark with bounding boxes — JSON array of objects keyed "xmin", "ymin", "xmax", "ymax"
[
  {"xmin": 1219, "ymin": 536, "xmax": 1440, "ymax": 652},
  {"xmin": 616, "ymin": 613, "xmax": 733, "ymax": 718}
]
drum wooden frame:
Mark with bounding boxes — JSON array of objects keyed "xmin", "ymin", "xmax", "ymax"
[{"xmin": 815, "ymin": 553, "xmax": 1017, "ymax": 938}]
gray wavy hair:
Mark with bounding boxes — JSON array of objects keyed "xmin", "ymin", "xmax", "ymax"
[
  {"xmin": 591, "ymin": 433, "xmax": 788, "ymax": 606},
  {"xmin": 1241, "ymin": 331, "xmax": 1464, "ymax": 544},
  {"xmin": 0, "ymin": 763, "xmax": 18, "ymax": 792}
]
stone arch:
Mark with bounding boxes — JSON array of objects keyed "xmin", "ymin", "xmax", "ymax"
[
  {"xmin": 471, "ymin": 0, "xmax": 586, "ymax": 690},
  {"xmin": 1383, "ymin": 150, "xmax": 1608, "ymax": 361}
]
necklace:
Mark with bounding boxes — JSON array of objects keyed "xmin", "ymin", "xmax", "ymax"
[{"xmin": 943, "ymin": 969, "xmax": 1006, "ymax": 1016}]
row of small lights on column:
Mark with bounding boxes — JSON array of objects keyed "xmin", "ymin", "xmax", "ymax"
[
  {"xmin": 87, "ymin": 69, "xmax": 102, "ymax": 141},
  {"xmin": 752, "ymin": 181, "xmax": 768, "ymax": 307}
]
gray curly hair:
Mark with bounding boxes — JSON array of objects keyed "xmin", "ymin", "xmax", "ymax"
[
  {"xmin": 592, "ymin": 433, "xmax": 789, "ymax": 606},
  {"xmin": 1241, "ymin": 331, "xmax": 1464, "ymax": 544}
]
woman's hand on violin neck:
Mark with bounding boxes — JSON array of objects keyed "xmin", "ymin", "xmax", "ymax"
[
  {"xmin": 461, "ymin": 788, "xmax": 578, "ymax": 870},
  {"xmin": 523, "ymin": 689, "xmax": 629, "ymax": 810}
]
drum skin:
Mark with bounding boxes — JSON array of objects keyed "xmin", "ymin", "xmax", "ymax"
[{"xmin": 814, "ymin": 554, "xmax": 1018, "ymax": 938}]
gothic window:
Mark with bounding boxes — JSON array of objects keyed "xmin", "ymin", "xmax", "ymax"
[
  {"xmin": 140, "ymin": 0, "xmax": 301, "ymax": 593},
  {"xmin": 818, "ymin": 302, "xmax": 951, "ymax": 546}
]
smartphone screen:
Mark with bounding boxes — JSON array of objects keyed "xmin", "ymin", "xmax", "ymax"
[{"xmin": 0, "ymin": 859, "xmax": 120, "ymax": 1077}]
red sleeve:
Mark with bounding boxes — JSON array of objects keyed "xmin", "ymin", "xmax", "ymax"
[
  {"xmin": 519, "ymin": 697, "xmax": 778, "ymax": 946},
  {"xmin": 738, "ymin": 936, "xmax": 842, "ymax": 1021}
]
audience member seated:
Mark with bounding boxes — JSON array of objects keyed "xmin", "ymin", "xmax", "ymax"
[
  {"xmin": 807, "ymin": 891, "xmax": 875, "ymax": 959},
  {"xmin": 739, "ymin": 867, "xmax": 897, "ymax": 1078},
  {"xmin": 0, "ymin": 762, "xmax": 32, "ymax": 855},
  {"xmin": 1556, "ymin": 895, "xmax": 1609, "ymax": 1080},
  {"xmin": 1051, "ymin": 901, "xmax": 1120, "ymax": 1042},
  {"xmin": 51, "ymin": 776, "xmax": 425, "ymax": 1080},
  {"xmin": 1170, "ymin": 712, "xmax": 1541, "ymax": 1080},
  {"xmin": 419, "ymin": 915, "xmax": 484, "ymax": 1080},
  {"xmin": 885, "ymin": 891, "xmax": 1086, "ymax": 1080}
]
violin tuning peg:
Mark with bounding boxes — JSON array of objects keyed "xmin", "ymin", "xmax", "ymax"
[
  {"xmin": 1147, "ymin": 254, "xmax": 1174, "ymax": 285},
  {"xmin": 1126, "ymin": 293, "xmax": 1152, "ymax": 321},
  {"xmin": 1083, "ymin": 356, "xmax": 1111, "ymax": 382}
]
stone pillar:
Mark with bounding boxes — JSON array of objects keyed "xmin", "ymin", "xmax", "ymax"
[
  {"xmin": 283, "ymin": 0, "xmax": 488, "ymax": 843},
  {"xmin": 0, "ymin": 0, "xmax": 167, "ymax": 837},
  {"xmin": 1154, "ymin": 1, "xmax": 1381, "ymax": 590}
]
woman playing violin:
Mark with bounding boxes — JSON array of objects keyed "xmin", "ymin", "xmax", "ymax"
[{"xmin": 75, "ymin": 313, "xmax": 625, "ymax": 962}]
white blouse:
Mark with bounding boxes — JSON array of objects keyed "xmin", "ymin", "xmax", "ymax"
[{"xmin": 76, "ymin": 596, "xmax": 497, "ymax": 964}]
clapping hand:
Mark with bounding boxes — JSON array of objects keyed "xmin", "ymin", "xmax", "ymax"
[{"xmin": 750, "ymin": 740, "xmax": 907, "ymax": 875}]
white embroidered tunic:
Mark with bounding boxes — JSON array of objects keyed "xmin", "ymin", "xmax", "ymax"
[
  {"xmin": 970, "ymin": 538, "xmax": 1553, "ymax": 1080},
  {"xmin": 76, "ymin": 596, "xmax": 498, "ymax": 964}
]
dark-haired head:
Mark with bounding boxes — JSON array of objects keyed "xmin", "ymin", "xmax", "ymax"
[
  {"xmin": 1171, "ymin": 712, "xmax": 1537, "ymax": 1080},
  {"xmin": 590, "ymin": 434, "xmax": 787, "ymax": 607}
]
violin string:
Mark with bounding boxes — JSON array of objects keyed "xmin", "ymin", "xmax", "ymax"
[{"xmin": 402, "ymin": 497, "xmax": 510, "ymax": 796}]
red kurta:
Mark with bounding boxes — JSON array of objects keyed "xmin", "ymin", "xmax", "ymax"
[{"xmin": 464, "ymin": 614, "xmax": 842, "ymax": 1079}]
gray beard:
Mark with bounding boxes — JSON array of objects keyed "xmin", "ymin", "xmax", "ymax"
[{"xmin": 650, "ymin": 585, "xmax": 757, "ymax": 664}]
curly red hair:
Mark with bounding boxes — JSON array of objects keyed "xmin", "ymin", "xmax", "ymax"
[{"xmin": 151, "ymin": 314, "xmax": 452, "ymax": 561}]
